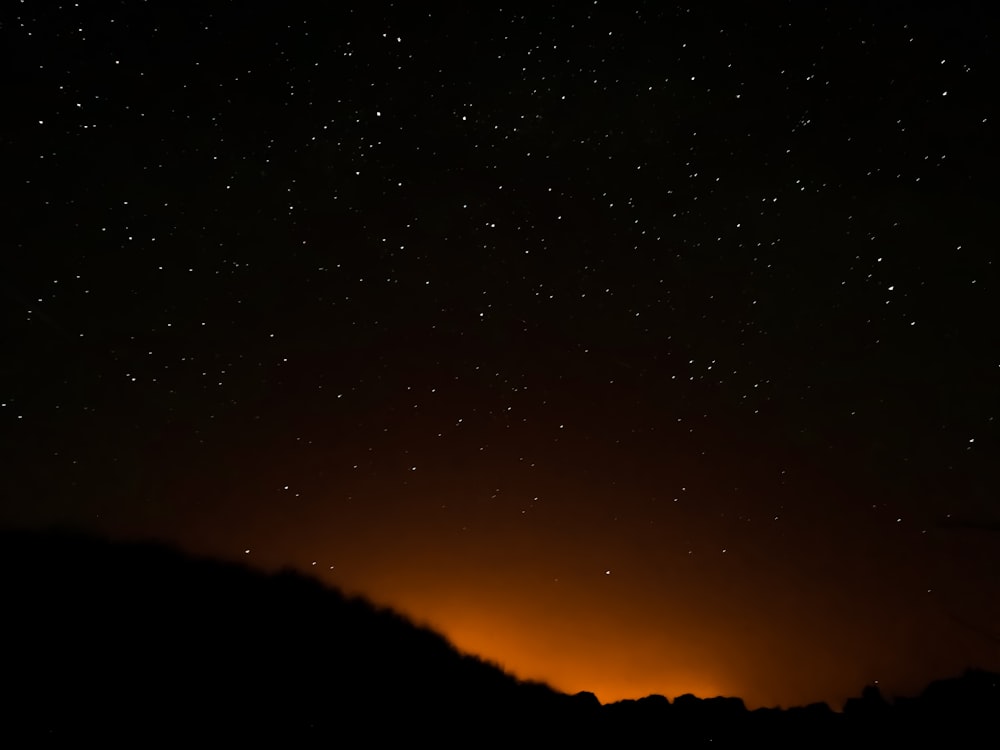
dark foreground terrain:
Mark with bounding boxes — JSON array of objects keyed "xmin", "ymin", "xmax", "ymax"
[{"xmin": 2, "ymin": 529, "xmax": 996, "ymax": 746}]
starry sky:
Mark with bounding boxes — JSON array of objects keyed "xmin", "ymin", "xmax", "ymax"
[{"xmin": 3, "ymin": 1, "xmax": 999, "ymax": 710}]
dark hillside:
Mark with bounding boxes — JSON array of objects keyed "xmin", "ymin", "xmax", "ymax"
[{"xmin": 2, "ymin": 529, "xmax": 996, "ymax": 747}]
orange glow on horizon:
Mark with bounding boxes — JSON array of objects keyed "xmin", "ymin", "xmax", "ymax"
[
  {"xmin": 156, "ymin": 478, "xmax": 1000, "ymax": 713},
  {"xmin": 326, "ymin": 568, "xmax": 829, "ymax": 710},
  {"xmin": 394, "ymin": 602, "xmax": 729, "ymax": 704}
]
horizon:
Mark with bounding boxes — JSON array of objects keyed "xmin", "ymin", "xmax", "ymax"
[
  {"xmin": 85, "ymin": 523, "xmax": 996, "ymax": 711},
  {"xmin": 4, "ymin": 524, "xmax": 993, "ymax": 713}
]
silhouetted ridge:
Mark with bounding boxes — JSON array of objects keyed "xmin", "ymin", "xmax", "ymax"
[
  {"xmin": 1, "ymin": 529, "xmax": 996, "ymax": 747},
  {"xmin": 1, "ymin": 529, "xmax": 575, "ymax": 743}
]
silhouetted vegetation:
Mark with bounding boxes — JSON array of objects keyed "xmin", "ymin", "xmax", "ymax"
[{"xmin": 2, "ymin": 529, "xmax": 996, "ymax": 746}]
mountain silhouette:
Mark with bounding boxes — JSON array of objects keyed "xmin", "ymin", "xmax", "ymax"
[{"xmin": 1, "ymin": 528, "xmax": 996, "ymax": 746}]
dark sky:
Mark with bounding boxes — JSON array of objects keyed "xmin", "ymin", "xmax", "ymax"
[{"xmin": 3, "ymin": 1, "xmax": 999, "ymax": 709}]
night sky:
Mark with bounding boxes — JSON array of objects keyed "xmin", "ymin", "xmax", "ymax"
[{"xmin": 4, "ymin": 1, "xmax": 999, "ymax": 710}]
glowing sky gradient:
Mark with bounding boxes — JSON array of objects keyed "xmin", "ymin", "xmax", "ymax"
[{"xmin": 4, "ymin": 1, "xmax": 998, "ymax": 710}]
